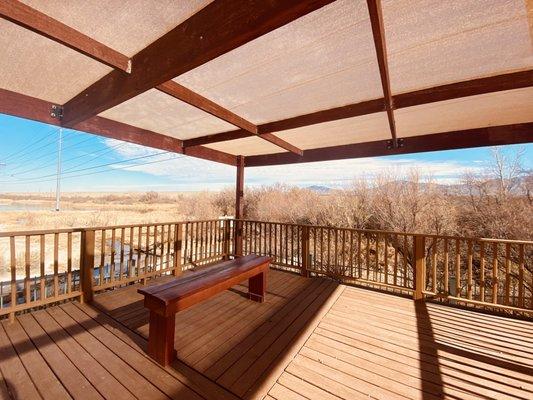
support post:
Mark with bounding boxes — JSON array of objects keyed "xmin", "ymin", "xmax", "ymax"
[
  {"xmin": 301, "ymin": 225, "xmax": 310, "ymax": 277},
  {"xmin": 413, "ymin": 235, "xmax": 426, "ymax": 301},
  {"xmin": 172, "ymin": 224, "xmax": 182, "ymax": 276},
  {"xmin": 223, "ymin": 219, "xmax": 231, "ymax": 260},
  {"xmin": 80, "ymin": 229, "xmax": 95, "ymax": 303},
  {"xmin": 235, "ymin": 155, "xmax": 244, "ymax": 257}
]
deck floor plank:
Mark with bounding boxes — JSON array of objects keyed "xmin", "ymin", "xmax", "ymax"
[
  {"xmin": 58, "ymin": 302, "xmax": 206, "ymax": 400},
  {"xmin": 46, "ymin": 306, "xmax": 168, "ymax": 400},
  {"xmin": 0, "ymin": 322, "xmax": 42, "ymax": 400},
  {"xmin": 16, "ymin": 313, "xmax": 103, "ymax": 400},
  {"xmin": 1, "ymin": 269, "xmax": 532, "ymax": 400},
  {"xmin": 31, "ymin": 309, "xmax": 135, "ymax": 400},
  {"xmin": 2, "ymin": 319, "xmax": 71, "ymax": 400}
]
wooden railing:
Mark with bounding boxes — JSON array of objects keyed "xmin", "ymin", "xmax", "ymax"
[
  {"xmin": 237, "ymin": 220, "xmax": 533, "ymax": 316},
  {"xmin": 419, "ymin": 235, "xmax": 532, "ymax": 312},
  {"xmin": 1, "ymin": 218, "xmax": 531, "ymax": 319},
  {"xmin": 0, "ymin": 228, "xmax": 83, "ymax": 317},
  {"xmin": 0, "ymin": 219, "xmax": 231, "ymax": 319}
]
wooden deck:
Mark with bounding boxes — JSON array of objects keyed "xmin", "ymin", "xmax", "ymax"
[{"xmin": 1, "ymin": 269, "xmax": 532, "ymax": 399}]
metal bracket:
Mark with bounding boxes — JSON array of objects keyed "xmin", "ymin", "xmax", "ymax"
[
  {"xmin": 386, "ymin": 138, "xmax": 404, "ymax": 150},
  {"xmin": 50, "ymin": 104, "xmax": 63, "ymax": 120}
]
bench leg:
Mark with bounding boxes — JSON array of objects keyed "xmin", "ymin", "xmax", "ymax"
[
  {"xmin": 248, "ymin": 271, "xmax": 267, "ymax": 303},
  {"xmin": 147, "ymin": 311, "xmax": 176, "ymax": 366}
]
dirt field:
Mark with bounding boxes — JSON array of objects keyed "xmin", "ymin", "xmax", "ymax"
[{"xmin": 0, "ymin": 191, "xmax": 225, "ymax": 233}]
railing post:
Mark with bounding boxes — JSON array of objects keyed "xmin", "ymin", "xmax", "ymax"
[
  {"xmin": 235, "ymin": 219, "xmax": 243, "ymax": 257},
  {"xmin": 413, "ymin": 235, "xmax": 426, "ymax": 301},
  {"xmin": 301, "ymin": 225, "xmax": 310, "ymax": 277},
  {"xmin": 172, "ymin": 224, "xmax": 182, "ymax": 276},
  {"xmin": 223, "ymin": 219, "xmax": 231, "ymax": 260},
  {"xmin": 80, "ymin": 229, "xmax": 95, "ymax": 303}
]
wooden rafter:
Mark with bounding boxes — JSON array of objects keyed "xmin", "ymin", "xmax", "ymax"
[
  {"xmin": 0, "ymin": 0, "xmax": 131, "ymax": 72},
  {"xmin": 366, "ymin": 0, "xmax": 396, "ymax": 146},
  {"xmin": 0, "ymin": 0, "xmax": 306, "ymax": 155},
  {"xmin": 156, "ymin": 81, "xmax": 303, "ymax": 155},
  {"xmin": 245, "ymin": 123, "xmax": 533, "ymax": 167},
  {"xmin": 60, "ymin": 0, "xmax": 335, "ymax": 126},
  {"xmin": 182, "ymin": 70, "xmax": 533, "ymax": 147},
  {"xmin": 0, "ymin": 88, "xmax": 236, "ymax": 166}
]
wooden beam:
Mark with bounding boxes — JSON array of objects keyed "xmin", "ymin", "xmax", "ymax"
[
  {"xmin": 156, "ymin": 81, "xmax": 303, "ymax": 155},
  {"xmin": 366, "ymin": 0, "xmax": 397, "ymax": 145},
  {"xmin": 61, "ymin": 0, "xmax": 335, "ymax": 126},
  {"xmin": 0, "ymin": 88, "xmax": 236, "ymax": 166},
  {"xmin": 183, "ymin": 98, "xmax": 386, "ymax": 147},
  {"xmin": 245, "ymin": 123, "xmax": 533, "ymax": 166},
  {"xmin": 182, "ymin": 69, "xmax": 533, "ymax": 148},
  {"xmin": 0, "ymin": 0, "xmax": 130, "ymax": 72},
  {"xmin": 156, "ymin": 81, "xmax": 257, "ymax": 134},
  {"xmin": 393, "ymin": 69, "xmax": 533, "ymax": 109},
  {"xmin": 259, "ymin": 133, "xmax": 303, "ymax": 155}
]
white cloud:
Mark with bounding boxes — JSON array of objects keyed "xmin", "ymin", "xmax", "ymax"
[{"xmin": 104, "ymin": 139, "xmax": 483, "ymax": 189}]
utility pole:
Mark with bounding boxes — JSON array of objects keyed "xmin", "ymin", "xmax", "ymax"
[{"xmin": 55, "ymin": 127, "xmax": 63, "ymax": 211}]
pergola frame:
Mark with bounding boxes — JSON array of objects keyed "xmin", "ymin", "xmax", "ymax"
[{"xmin": 0, "ymin": 0, "xmax": 531, "ymax": 170}]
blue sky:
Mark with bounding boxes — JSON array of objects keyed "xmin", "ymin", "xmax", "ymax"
[{"xmin": 0, "ymin": 114, "xmax": 531, "ymax": 192}]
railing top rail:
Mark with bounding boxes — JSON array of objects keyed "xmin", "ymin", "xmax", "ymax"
[
  {"xmin": 237, "ymin": 219, "xmax": 533, "ymax": 245},
  {"xmin": 0, "ymin": 218, "xmax": 225, "ymax": 237},
  {"xmin": 0, "ymin": 217, "xmax": 531, "ymax": 245}
]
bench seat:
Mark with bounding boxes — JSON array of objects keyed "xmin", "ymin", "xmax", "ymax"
[{"xmin": 138, "ymin": 254, "xmax": 271, "ymax": 365}]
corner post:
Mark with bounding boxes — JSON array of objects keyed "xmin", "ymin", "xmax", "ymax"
[
  {"xmin": 235, "ymin": 155, "xmax": 245, "ymax": 257},
  {"xmin": 80, "ymin": 229, "xmax": 95, "ymax": 303},
  {"xmin": 413, "ymin": 235, "xmax": 426, "ymax": 301},
  {"xmin": 301, "ymin": 225, "xmax": 310, "ymax": 277},
  {"xmin": 172, "ymin": 224, "xmax": 182, "ymax": 276}
]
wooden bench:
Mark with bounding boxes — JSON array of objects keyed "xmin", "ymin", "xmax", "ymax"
[{"xmin": 138, "ymin": 254, "xmax": 271, "ymax": 365}]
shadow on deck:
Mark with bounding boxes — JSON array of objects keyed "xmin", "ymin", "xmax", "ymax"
[{"xmin": 1, "ymin": 269, "xmax": 532, "ymax": 399}]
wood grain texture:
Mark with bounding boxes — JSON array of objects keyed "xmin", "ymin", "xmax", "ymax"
[
  {"xmin": 183, "ymin": 70, "xmax": 533, "ymax": 148},
  {"xmin": 245, "ymin": 123, "xmax": 533, "ymax": 166},
  {"xmin": 61, "ymin": 0, "xmax": 335, "ymax": 125},
  {"xmin": 0, "ymin": 0, "xmax": 130, "ymax": 72}
]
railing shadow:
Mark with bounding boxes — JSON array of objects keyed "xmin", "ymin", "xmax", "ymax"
[{"xmin": 415, "ymin": 299, "xmax": 445, "ymax": 399}]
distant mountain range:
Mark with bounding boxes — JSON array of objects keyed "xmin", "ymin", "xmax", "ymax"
[
  {"xmin": 305, "ymin": 175, "xmax": 530, "ymax": 196},
  {"xmin": 306, "ymin": 185, "xmax": 332, "ymax": 194}
]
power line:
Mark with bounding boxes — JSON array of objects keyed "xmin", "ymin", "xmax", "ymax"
[
  {"xmin": 1, "ymin": 126, "xmax": 59, "ymax": 162},
  {"xmin": 0, "ymin": 154, "xmax": 183, "ymax": 185},
  {"xmin": 11, "ymin": 140, "xmax": 127, "ymax": 176},
  {"xmin": 0, "ymin": 151, "xmax": 171, "ymax": 183},
  {"xmin": 6, "ymin": 132, "xmax": 100, "ymax": 173}
]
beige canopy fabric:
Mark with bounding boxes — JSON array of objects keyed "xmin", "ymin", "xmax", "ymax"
[{"xmin": 0, "ymin": 0, "xmax": 531, "ymax": 165}]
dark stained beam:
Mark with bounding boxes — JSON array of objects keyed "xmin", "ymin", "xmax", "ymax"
[
  {"xmin": 183, "ymin": 98, "xmax": 386, "ymax": 147},
  {"xmin": 245, "ymin": 123, "xmax": 533, "ymax": 166},
  {"xmin": 61, "ymin": 0, "xmax": 335, "ymax": 126},
  {"xmin": 0, "ymin": 88, "xmax": 236, "ymax": 166},
  {"xmin": 393, "ymin": 69, "xmax": 533, "ymax": 109},
  {"xmin": 0, "ymin": 0, "xmax": 130, "ymax": 72},
  {"xmin": 156, "ymin": 81, "xmax": 257, "ymax": 134},
  {"xmin": 182, "ymin": 69, "xmax": 533, "ymax": 148},
  {"xmin": 258, "ymin": 98, "xmax": 386, "ymax": 134},
  {"xmin": 259, "ymin": 132, "xmax": 303, "ymax": 155},
  {"xmin": 184, "ymin": 129, "xmax": 252, "ymax": 147},
  {"xmin": 156, "ymin": 81, "xmax": 303, "ymax": 155},
  {"xmin": 366, "ymin": 0, "xmax": 397, "ymax": 146}
]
